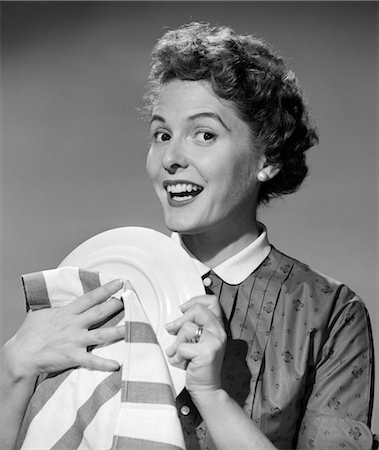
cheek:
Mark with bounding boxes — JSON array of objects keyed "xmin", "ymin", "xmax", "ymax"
[
  {"xmin": 145, "ymin": 148, "xmax": 158, "ymax": 181},
  {"xmin": 230, "ymin": 153, "xmax": 257, "ymax": 193}
]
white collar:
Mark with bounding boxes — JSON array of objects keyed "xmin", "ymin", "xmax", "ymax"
[{"xmin": 171, "ymin": 224, "xmax": 271, "ymax": 285}]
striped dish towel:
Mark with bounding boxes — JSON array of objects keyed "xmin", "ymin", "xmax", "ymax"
[{"xmin": 18, "ymin": 267, "xmax": 186, "ymax": 450}]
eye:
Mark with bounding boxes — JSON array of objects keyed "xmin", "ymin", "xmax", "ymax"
[
  {"xmin": 194, "ymin": 131, "xmax": 217, "ymax": 143},
  {"xmin": 154, "ymin": 131, "xmax": 171, "ymax": 142}
]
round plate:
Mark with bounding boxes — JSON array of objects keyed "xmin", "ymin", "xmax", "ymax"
[{"xmin": 59, "ymin": 227, "xmax": 204, "ymax": 394}]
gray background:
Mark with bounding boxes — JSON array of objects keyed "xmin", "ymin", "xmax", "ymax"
[{"xmin": 1, "ymin": 1, "xmax": 378, "ymax": 427}]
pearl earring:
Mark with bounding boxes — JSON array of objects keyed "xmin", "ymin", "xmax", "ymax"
[{"xmin": 257, "ymin": 171, "xmax": 268, "ymax": 182}]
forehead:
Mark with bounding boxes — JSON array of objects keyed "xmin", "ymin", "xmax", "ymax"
[{"xmin": 151, "ymin": 79, "xmax": 241, "ymax": 125}]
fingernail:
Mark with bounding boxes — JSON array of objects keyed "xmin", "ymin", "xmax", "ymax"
[
  {"xmin": 165, "ymin": 345, "xmax": 174, "ymax": 356},
  {"xmin": 165, "ymin": 323, "xmax": 178, "ymax": 335},
  {"xmin": 165, "ymin": 321, "xmax": 175, "ymax": 330},
  {"xmin": 110, "ymin": 296, "xmax": 124, "ymax": 305},
  {"xmin": 110, "ymin": 361, "xmax": 121, "ymax": 371},
  {"xmin": 111, "ymin": 279, "xmax": 123, "ymax": 289}
]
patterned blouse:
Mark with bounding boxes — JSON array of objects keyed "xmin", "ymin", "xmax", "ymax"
[{"xmin": 175, "ymin": 245, "xmax": 375, "ymax": 449}]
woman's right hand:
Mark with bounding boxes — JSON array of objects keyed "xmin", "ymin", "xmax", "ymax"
[{"xmin": 2, "ymin": 279, "xmax": 125, "ymax": 381}]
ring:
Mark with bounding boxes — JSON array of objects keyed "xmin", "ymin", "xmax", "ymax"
[{"xmin": 189, "ymin": 326, "xmax": 203, "ymax": 344}]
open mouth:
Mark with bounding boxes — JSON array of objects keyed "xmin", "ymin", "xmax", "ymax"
[{"xmin": 163, "ymin": 181, "xmax": 204, "ymax": 202}]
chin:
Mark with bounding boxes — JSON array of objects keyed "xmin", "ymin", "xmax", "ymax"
[
  {"xmin": 164, "ymin": 214, "xmax": 201, "ymax": 235},
  {"xmin": 165, "ymin": 221, "xmax": 194, "ymax": 234},
  {"xmin": 161, "ymin": 201, "xmax": 209, "ymax": 235}
]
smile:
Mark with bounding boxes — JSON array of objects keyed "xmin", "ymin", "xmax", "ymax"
[{"xmin": 163, "ymin": 181, "xmax": 204, "ymax": 203}]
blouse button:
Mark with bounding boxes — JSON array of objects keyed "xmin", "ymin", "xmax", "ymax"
[
  {"xmin": 203, "ymin": 277, "xmax": 212, "ymax": 287},
  {"xmin": 180, "ymin": 405, "xmax": 191, "ymax": 416}
]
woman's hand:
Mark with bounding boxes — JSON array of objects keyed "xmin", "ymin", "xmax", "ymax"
[
  {"xmin": 165, "ymin": 294, "xmax": 226, "ymax": 394},
  {"xmin": 3, "ymin": 279, "xmax": 125, "ymax": 381}
]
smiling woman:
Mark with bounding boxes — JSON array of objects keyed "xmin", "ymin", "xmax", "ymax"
[
  {"xmin": 1, "ymin": 17, "xmax": 376, "ymax": 450},
  {"xmin": 142, "ymin": 23, "xmax": 375, "ymax": 449}
]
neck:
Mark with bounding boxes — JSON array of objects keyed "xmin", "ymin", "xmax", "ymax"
[{"xmin": 181, "ymin": 220, "xmax": 260, "ymax": 268}]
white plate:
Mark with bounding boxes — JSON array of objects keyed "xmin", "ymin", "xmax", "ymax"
[{"xmin": 59, "ymin": 227, "xmax": 204, "ymax": 395}]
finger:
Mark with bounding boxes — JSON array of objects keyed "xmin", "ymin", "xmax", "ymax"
[
  {"xmin": 78, "ymin": 296, "xmax": 124, "ymax": 327},
  {"xmin": 82, "ymin": 325, "xmax": 125, "ymax": 346},
  {"xmin": 68, "ymin": 279, "xmax": 123, "ymax": 314},
  {"xmin": 168, "ymin": 329, "xmax": 224, "ymax": 366},
  {"xmin": 181, "ymin": 295, "xmax": 218, "ymax": 311},
  {"xmin": 166, "ymin": 304, "xmax": 220, "ymax": 335},
  {"xmin": 181, "ymin": 295, "xmax": 222, "ymax": 321},
  {"xmin": 80, "ymin": 352, "xmax": 121, "ymax": 372},
  {"xmin": 167, "ymin": 342, "xmax": 199, "ymax": 366},
  {"xmin": 166, "ymin": 322, "xmax": 199, "ymax": 357}
]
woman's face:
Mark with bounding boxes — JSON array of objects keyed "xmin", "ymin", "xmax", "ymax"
[{"xmin": 146, "ymin": 79, "xmax": 263, "ymax": 236}]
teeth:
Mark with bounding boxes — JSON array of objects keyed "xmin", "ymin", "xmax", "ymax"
[
  {"xmin": 166, "ymin": 183, "xmax": 201, "ymax": 194},
  {"xmin": 172, "ymin": 195, "xmax": 193, "ymax": 202}
]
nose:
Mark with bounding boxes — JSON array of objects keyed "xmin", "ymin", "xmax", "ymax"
[{"xmin": 162, "ymin": 139, "xmax": 189, "ymax": 174}]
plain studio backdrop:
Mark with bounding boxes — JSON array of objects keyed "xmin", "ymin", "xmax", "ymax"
[{"xmin": 1, "ymin": 1, "xmax": 378, "ymax": 428}]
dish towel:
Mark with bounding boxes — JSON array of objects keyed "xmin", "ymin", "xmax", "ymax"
[{"xmin": 17, "ymin": 267, "xmax": 186, "ymax": 450}]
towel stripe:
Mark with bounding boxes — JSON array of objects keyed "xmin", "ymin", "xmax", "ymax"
[
  {"xmin": 123, "ymin": 381, "xmax": 175, "ymax": 404},
  {"xmin": 21, "ymin": 271, "xmax": 51, "ymax": 311},
  {"xmin": 111, "ymin": 436, "xmax": 185, "ymax": 450},
  {"xmin": 16, "ymin": 368, "xmax": 75, "ymax": 448},
  {"xmin": 79, "ymin": 269, "xmax": 101, "ymax": 293},
  {"xmin": 125, "ymin": 321, "xmax": 158, "ymax": 344},
  {"xmin": 50, "ymin": 370, "xmax": 121, "ymax": 450}
]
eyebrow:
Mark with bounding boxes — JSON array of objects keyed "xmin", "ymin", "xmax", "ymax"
[
  {"xmin": 150, "ymin": 112, "xmax": 231, "ymax": 131},
  {"xmin": 150, "ymin": 114, "xmax": 165, "ymax": 124},
  {"xmin": 188, "ymin": 112, "xmax": 231, "ymax": 131}
]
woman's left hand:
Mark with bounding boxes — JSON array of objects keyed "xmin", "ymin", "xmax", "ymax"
[{"xmin": 165, "ymin": 294, "xmax": 226, "ymax": 394}]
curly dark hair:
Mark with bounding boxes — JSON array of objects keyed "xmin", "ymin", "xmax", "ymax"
[{"xmin": 144, "ymin": 22, "xmax": 319, "ymax": 204}]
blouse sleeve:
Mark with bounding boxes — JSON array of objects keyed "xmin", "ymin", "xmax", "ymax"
[{"xmin": 297, "ymin": 296, "xmax": 375, "ymax": 449}]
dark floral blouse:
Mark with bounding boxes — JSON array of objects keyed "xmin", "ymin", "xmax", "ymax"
[{"xmin": 176, "ymin": 246, "xmax": 375, "ymax": 449}]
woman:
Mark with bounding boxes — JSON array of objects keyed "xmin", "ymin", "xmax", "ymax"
[{"xmin": 0, "ymin": 22, "xmax": 375, "ymax": 449}]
